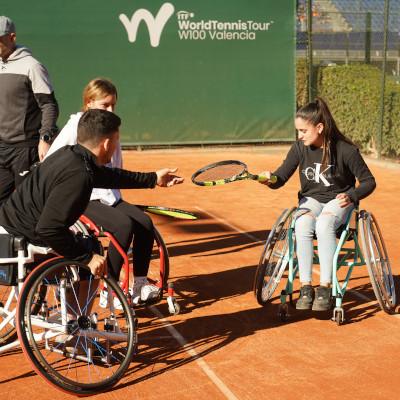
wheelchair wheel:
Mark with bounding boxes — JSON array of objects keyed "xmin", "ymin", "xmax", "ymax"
[
  {"xmin": 16, "ymin": 259, "xmax": 136, "ymax": 395},
  {"xmin": 254, "ymin": 207, "xmax": 296, "ymax": 306},
  {"xmin": 149, "ymin": 226, "xmax": 170, "ymax": 288},
  {"xmin": 359, "ymin": 211, "xmax": 396, "ymax": 313}
]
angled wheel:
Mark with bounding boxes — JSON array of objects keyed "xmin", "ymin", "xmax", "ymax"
[
  {"xmin": 16, "ymin": 259, "xmax": 136, "ymax": 395},
  {"xmin": 359, "ymin": 211, "xmax": 396, "ymax": 313},
  {"xmin": 148, "ymin": 227, "xmax": 170, "ymax": 289},
  {"xmin": 254, "ymin": 207, "xmax": 296, "ymax": 306}
]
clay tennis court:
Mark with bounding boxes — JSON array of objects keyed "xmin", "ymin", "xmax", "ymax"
[{"xmin": 1, "ymin": 146, "xmax": 399, "ymax": 399}]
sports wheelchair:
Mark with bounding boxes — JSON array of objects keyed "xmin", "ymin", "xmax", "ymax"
[
  {"xmin": 0, "ymin": 231, "xmax": 136, "ymax": 395},
  {"xmin": 254, "ymin": 207, "xmax": 397, "ymax": 325}
]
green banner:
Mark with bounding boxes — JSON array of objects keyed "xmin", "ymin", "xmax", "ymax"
[{"xmin": 4, "ymin": 1, "xmax": 295, "ymax": 145}]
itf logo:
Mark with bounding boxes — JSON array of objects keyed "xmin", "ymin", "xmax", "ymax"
[
  {"xmin": 119, "ymin": 3, "xmax": 175, "ymax": 47},
  {"xmin": 177, "ymin": 11, "xmax": 195, "ymax": 20}
]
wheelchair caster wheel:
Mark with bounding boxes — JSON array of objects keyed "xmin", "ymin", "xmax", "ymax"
[
  {"xmin": 166, "ymin": 282, "xmax": 180, "ymax": 315},
  {"xmin": 278, "ymin": 303, "xmax": 288, "ymax": 322},
  {"xmin": 167, "ymin": 297, "xmax": 180, "ymax": 315},
  {"xmin": 332, "ymin": 307, "xmax": 344, "ymax": 326}
]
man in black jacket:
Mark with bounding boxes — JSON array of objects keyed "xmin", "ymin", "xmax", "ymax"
[{"xmin": 0, "ymin": 109, "xmax": 183, "ymax": 275}]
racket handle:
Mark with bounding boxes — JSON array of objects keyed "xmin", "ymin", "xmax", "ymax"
[{"xmin": 258, "ymin": 174, "xmax": 277, "ymax": 184}]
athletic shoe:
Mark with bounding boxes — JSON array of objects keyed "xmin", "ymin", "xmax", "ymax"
[
  {"xmin": 312, "ymin": 286, "xmax": 332, "ymax": 311},
  {"xmin": 130, "ymin": 278, "xmax": 161, "ymax": 306},
  {"xmin": 99, "ymin": 289, "xmax": 123, "ymax": 310},
  {"xmin": 296, "ymin": 285, "xmax": 314, "ymax": 310}
]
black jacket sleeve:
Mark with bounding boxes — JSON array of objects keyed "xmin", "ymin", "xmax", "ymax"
[
  {"xmin": 92, "ymin": 166, "xmax": 157, "ymax": 189},
  {"xmin": 344, "ymin": 147, "xmax": 376, "ymax": 203},
  {"xmin": 269, "ymin": 142, "xmax": 301, "ymax": 189}
]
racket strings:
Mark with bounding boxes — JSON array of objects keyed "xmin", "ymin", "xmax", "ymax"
[{"xmin": 194, "ymin": 164, "xmax": 245, "ymax": 183}]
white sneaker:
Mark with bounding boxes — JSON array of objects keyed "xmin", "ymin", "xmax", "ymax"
[
  {"xmin": 130, "ymin": 279, "xmax": 161, "ymax": 306},
  {"xmin": 141, "ymin": 283, "xmax": 161, "ymax": 302},
  {"xmin": 99, "ymin": 289, "xmax": 123, "ymax": 310}
]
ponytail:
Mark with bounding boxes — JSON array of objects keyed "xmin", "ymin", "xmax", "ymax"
[{"xmin": 296, "ymin": 97, "xmax": 353, "ymax": 169}]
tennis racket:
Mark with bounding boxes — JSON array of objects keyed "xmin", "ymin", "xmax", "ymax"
[
  {"xmin": 191, "ymin": 160, "xmax": 277, "ymax": 186},
  {"xmin": 135, "ymin": 205, "xmax": 197, "ymax": 220}
]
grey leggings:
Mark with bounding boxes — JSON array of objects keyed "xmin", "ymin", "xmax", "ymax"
[{"xmin": 294, "ymin": 197, "xmax": 354, "ymax": 285}]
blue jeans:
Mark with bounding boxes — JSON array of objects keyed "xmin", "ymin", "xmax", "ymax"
[{"xmin": 294, "ymin": 197, "xmax": 354, "ymax": 285}]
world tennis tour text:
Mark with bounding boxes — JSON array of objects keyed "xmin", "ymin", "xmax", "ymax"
[{"xmin": 120, "ymin": 3, "xmax": 275, "ymax": 47}]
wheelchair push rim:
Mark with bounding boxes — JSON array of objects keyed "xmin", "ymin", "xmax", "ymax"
[
  {"xmin": 359, "ymin": 210, "xmax": 396, "ymax": 313},
  {"xmin": 254, "ymin": 207, "xmax": 296, "ymax": 306}
]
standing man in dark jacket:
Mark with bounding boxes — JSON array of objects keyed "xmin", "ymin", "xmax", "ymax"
[{"xmin": 0, "ymin": 16, "xmax": 59, "ymax": 204}]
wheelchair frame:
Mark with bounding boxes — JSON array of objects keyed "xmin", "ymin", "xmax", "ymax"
[{"xmin": 254, "ymin": 207, "xmax": 396, "ymax": 325}]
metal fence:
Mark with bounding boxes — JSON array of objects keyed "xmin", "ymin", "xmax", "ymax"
[{"xmin": 297, "ymin": 0, "xmax": 400, "ymax": 157}]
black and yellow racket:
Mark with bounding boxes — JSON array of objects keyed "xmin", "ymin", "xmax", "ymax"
[
  {"xmin": 191, "ymin": 160, "xmax": 277, "ymax": 186},
  {"xmin": 135, "ymin": 205, "xmax": 197, "ymax": 220}
]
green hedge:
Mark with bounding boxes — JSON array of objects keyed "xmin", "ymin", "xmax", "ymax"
[{"xmin": 296, "ymin": 61, "xmax": 400, "ymax": 157}]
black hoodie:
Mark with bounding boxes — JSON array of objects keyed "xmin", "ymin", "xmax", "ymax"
[{"xmin": 269, "ymin": 140, "xmax": 376, "ymax": 204}]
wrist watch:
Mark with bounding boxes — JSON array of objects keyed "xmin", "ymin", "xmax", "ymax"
[{"xmin": 40, "ymin": 132, "xmax": 54, "ymax": 143}]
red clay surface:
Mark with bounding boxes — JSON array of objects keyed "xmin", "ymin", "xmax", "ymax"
[{"xmin": 1, "ymin": 146, "xmax": 400, "ymax": 400}]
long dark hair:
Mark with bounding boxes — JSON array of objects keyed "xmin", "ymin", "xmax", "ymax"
[{"xmin": 296, "ymin": 97, "xmax": 353, "ymax": 169}]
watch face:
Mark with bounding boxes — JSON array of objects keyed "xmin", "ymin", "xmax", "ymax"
[{"xmin": 41, "ymin": 134, "xmax": 51, "ymax": 143}]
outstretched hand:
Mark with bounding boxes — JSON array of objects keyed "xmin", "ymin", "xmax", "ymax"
[
  {"xmin": 258, "ymin": 170, "xmax": 273, "ymax": 186},
  {"xmin": 156, "ymin": 168, "xmax": 184, "ymax": 187}
]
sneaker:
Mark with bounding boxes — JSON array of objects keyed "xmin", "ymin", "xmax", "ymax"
[
  {"xmin": 296, "ymin": 285, "xmax": 314, "ymax": 310},
  {"xmin": 130, "ymin": 278, "xmax": 161, "ymax": 306},
  {"xmin": 141, "ymin": 283, "xmax": 161, "ymax": 302},
  {"xmin": 312, "ymin": 286, "xmax": 332, "ymax": 311},
  {"xmin": 99, "ymin": 289, "xmax": 123, "ymax": 310}
]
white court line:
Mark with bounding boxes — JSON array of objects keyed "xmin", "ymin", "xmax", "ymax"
[{"xmin": 149, "ymin": 306, "xmax": 239, "ymax": 400}]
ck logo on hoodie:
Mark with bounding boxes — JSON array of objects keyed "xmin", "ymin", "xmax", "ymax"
[{"xmin": 302, "ymin": 163, "xmax": 333, "ymax": 187}]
